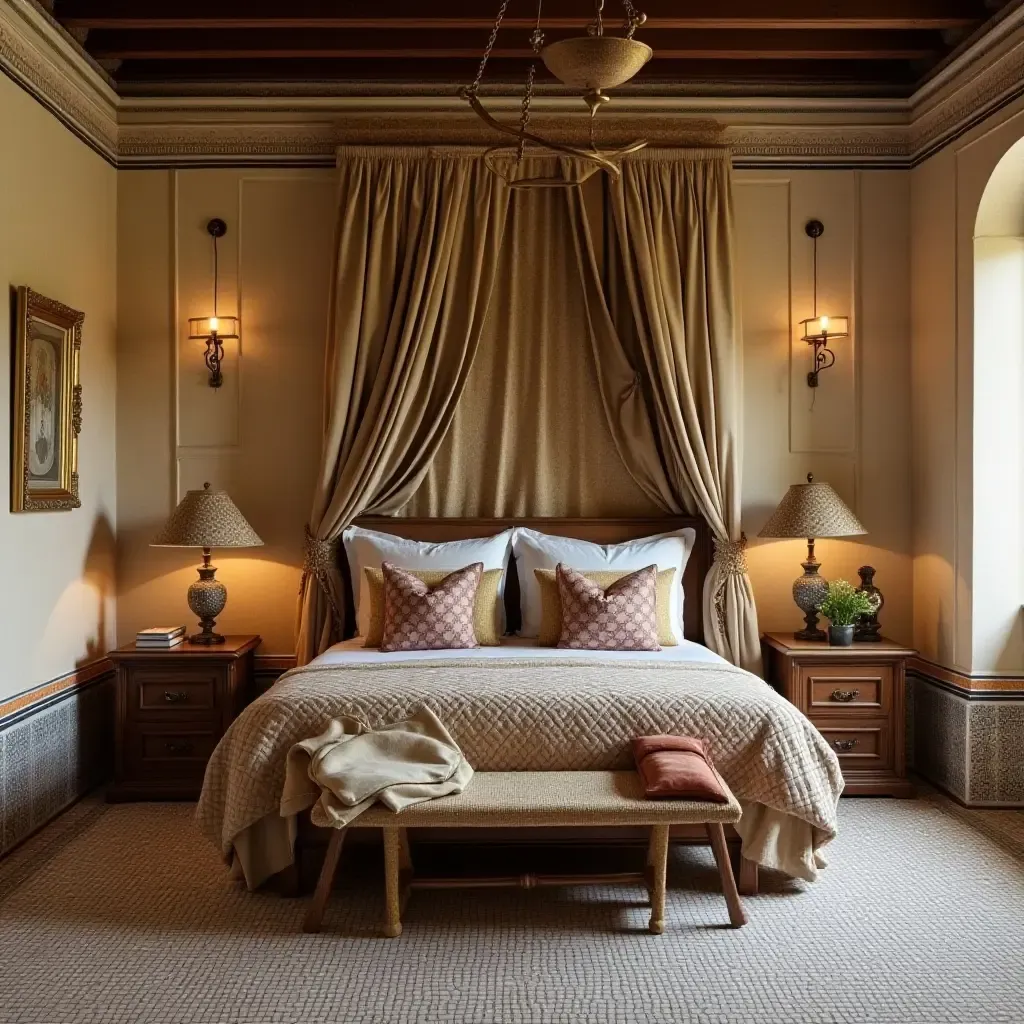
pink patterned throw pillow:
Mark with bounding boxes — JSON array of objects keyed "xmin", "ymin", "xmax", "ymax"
[
  {"xmin": 556, "ymin": 563, "xmax": 660, "ymax": 651},
  {"xmin": 380, "ymin": 561, "xmax": 483, "ymax": 652}
]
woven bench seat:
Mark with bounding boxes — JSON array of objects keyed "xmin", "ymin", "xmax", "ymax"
[
  {"xmin": 353, "ymin": 771, "xmax": 742, "ymax": 829},
  {"xmin": 304, "ymin": 770, "xmax": 747, "ymax": 937}
]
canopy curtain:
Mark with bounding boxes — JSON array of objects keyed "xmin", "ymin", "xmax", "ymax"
[
  {"xmin": 566, "ymin": 149, "xmax": 762, "ymax": 674},
  {"xmin": 404, "ymin": 160, "xmax": 661, "ymax": 519},
  {"xmin": 295, "ymin": 147, "xmax": 509, "ymax": 665}
]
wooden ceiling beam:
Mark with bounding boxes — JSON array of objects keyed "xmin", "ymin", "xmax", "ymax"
[
  {"xmin": 85, "ymin": 28, "xmax": 944, "ymax": 62},
  {"xmin": 55, "ymin": 0, "xmax": 987, "ymax": 32}
]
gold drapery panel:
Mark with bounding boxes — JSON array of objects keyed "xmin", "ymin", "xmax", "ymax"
[
  {"xmin": 296, "ymin": 148, "xmax": 509, "ymax": 664},
  {"xmin": 404, "ymin": 164, "xmax": 659, "ymax": 519},
  {"xmin": 596, "ymin": 150, "xmax": 762, "ymax": 674}
]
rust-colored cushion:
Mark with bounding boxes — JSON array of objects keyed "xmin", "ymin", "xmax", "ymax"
[{"xmin": 632, "ymin": 735, "xmax": 730, "ymax": 803}]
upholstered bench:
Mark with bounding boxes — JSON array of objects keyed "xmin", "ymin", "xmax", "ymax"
[{"xmin": 303, "ymin": 770, "xmax": 747, "ymax": 937}]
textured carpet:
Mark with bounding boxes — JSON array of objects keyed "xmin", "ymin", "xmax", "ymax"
[{"xmin": 0, "ymin": 790, "xmax": 1022, "ymax": 1024}]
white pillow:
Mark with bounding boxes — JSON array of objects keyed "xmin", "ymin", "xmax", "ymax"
[
  {"xmin": 512, "ymin": 526, "xmax": 696, "ymax": 642},
  {"xmin": 342, "ymin": 525, "xmax": 515, "ymax": 637}
]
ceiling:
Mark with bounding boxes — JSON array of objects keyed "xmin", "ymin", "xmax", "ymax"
[{"xmin": 51, "ymin": 0, "xmax": 1019, "ymax": 98}]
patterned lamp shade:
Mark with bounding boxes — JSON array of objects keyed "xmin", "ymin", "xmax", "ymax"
[
  {"xmin": 758, "ymin": 474, "xmax": 866, "ymax": 540},
  {"xmin": 152, "ymin": 483, "xmax": 263, "ymax": 549}
]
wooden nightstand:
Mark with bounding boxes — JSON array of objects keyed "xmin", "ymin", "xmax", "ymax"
[
  {"xmin": 108, "ymin": 635, "xmax": 260, "ymax": 801},
  {"xmin": 761, "ymin": 632, "xmax": 915, "ymax": 797}
]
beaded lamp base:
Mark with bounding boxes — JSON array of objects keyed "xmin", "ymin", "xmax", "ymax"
[
  {"xmin": 187, "ymin": 549, "xmax": 227, "ymax": 645},
  {"xmin": 792, "ymin": 542, "xmax": 828, "ymax": 642}
]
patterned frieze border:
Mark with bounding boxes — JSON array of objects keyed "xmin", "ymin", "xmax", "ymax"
[
  {"xmin": 4, "ymin": 0, "xmax": 1024, "ymax": 169},
  {"xmin": 0, "ymin": 0, "xmax": 117, "ymax": 162},
  {"xmin": 117, "ymin": 105, "xmax": 913, "ymax": 168}
]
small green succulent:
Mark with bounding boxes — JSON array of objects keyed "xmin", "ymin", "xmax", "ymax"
[{"xmin": 818, "ymin": 579, "xmax": 878, "ymax": 627}]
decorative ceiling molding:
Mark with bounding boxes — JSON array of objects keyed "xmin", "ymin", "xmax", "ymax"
[
  {"xmin": 909, "ymin": 6, "xmax": 1024, "ymax": 161},
  {"xmin": 0, "ymin": 0, "xmax": 117, "ymax": 162},
  {"xmin": 3, "ymin": 0, "xmax": 1024, "ymax": 169}
]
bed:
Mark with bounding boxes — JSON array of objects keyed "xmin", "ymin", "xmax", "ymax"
[{"xmin": 197, "ymin": 516, "xmax": 843, "ymax": 892}]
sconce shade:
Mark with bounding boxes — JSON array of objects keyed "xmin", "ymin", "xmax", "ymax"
[
  {"xmin": 188, "ymin": 315, "xmax": 239, "ymax": 340},
  {"xmin": 152, "ymin": 484, "xmax": 263, "ymax": 549},
  {"xmin": 758, "ymin": 476, "xmax": 866, "ymax": 540},
  {"xmin": 801, "ymin": 315, "xmax": 849, "ymax": 342}
]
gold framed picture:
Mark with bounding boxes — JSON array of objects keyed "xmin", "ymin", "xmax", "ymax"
[{"xmin": 11, "ymin": 287, "xmax": 84, "ymax": 512}]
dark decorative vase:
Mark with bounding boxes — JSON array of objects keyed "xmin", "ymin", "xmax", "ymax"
[
  {"xmin": 829, "ymin": 624, "xmax": 855, "ymax": 647},
  {"xmin": 854, "ymin": 565, "xmax": 884, "ymax": 642}
]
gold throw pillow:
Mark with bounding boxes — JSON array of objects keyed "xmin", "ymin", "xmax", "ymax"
[
  {"xmin": 363, "ymin": 566, "xmax": 504, "ymax": 647},
  {"xmin": 534, "ymin": 567, "xmax": 678, "ymax": 647}
]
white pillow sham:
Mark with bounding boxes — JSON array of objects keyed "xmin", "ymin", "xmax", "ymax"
[
  {"xmin": 342, "ymin": 525, "xmax": 515, "ymax": 637},
  {"xmin": 512, "ymin": 526, "xmax": 696, "ymax": 642}
]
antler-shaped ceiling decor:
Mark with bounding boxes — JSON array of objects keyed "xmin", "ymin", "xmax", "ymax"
[{"xmin": 459, "ymin": 0, "xmax": 652, "ymax": 189}]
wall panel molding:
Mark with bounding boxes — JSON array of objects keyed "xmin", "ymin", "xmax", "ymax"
[{"xmin": 6, "ymin": 0, "xmax": 1024, "ymax": 169}]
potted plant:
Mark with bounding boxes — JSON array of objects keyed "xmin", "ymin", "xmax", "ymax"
[{"xmin": 818, "ymin": 580, "xmax": 878, "ymax": 647}]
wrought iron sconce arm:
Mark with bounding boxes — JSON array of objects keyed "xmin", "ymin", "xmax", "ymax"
[
  {"xmin": 808, "ymin": 335, "xmax": 836, "ymax": 388},
  {"xmin": 204, "ymin": 331, "xmax": 225, "ymax": 389}
]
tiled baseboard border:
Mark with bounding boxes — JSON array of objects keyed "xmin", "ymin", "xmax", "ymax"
[
  {"xmin": 0, "ymin": 663, "xmax": 116, "ymax": 858},
  {"xmin": 0, "ymin": 650, "xmax": 297, "ymax": 859},
  {"xmin": 908, "ymin": 664, "xmax": 1024, "ymax": 808}
]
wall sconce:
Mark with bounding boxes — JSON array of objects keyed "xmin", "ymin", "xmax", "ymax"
[
  {"xmin": 799, "ymin": 219, "xmax": 849, "ymax": 388},
  {"xmin": 187, "ymin": 218, "xmax": 238, "ymax": 389}
]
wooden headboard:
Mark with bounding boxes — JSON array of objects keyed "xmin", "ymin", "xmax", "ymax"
[{"xmin": 348, "ymin": 516, "xmax": 713, "ymax": 644}]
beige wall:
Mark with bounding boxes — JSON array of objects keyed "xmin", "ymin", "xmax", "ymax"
[
  {"xmin": 0, "ymin": 73, "xmax": 118, "ymax": 699},
  {"xmin": 737, "ymin": 170, "xmax": 913, "ymax": 645},
  {"xmin": 116, "ymin": 170, "xmax": 337, "ymax": 654},
  {"xmin": 911, "ymin": 97, "xmax": 1024, "ymax": 674}
]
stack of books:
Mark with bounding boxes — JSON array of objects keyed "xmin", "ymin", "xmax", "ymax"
[{"xmin": 136, "ymin": 626, "xmax": 187, "ymax": 649}]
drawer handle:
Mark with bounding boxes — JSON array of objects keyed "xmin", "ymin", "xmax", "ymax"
[
  {"xmin": 165, "ymin": 741, "xmax": 194, "ymax": 755},
  {"xmin": 830, "ymin": 689, "xmax": 861, "ymax": 703},
  {"xmin": 833, "ymin": 739, "xmax": 858, "ymax": 752},
  {"xmin": 163, "ymin": 691, "xmax": 189, "ymax": 704}
]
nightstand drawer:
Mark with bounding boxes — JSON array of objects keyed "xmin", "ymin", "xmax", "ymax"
[
  {"xmin": 131, "ymin": 669, "xmax": 222, "ymax": 715},
  {"xmin": 126, "ymin": 724, "xmax": 219, "ymax": 779},
  {"xmin": 800, "ymin": 664, "xmax": 893, "ymax": 715},
  {"xmin": 813, "ymin": 718, "xmax": 892, "ymax": 769}
]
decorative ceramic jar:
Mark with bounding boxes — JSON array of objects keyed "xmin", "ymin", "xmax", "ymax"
[{"xmin": 854, "ymin": 565, "xmax": 884, "ymax": 642}]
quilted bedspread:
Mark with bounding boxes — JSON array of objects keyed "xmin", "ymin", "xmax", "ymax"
[{"xmin": 197, "ymin": 658, "xmax": 844, "ymax": 888}]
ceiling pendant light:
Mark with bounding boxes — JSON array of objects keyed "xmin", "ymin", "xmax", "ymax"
[{"xmin": 459, "ymin": 0, "xmax": 652, "ymax": 189}]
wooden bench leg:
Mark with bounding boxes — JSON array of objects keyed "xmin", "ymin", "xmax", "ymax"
[
  {"xmin": 647, "ymin": 824, "xmax": 670, "ymax": 935},
  {"xmin": 382, "ymin": 826, "xmax": 407, "ymax": 938},
  {"xmin": 706, "ymin": 823, "xmax": 748, "ymax": 928},
  {"xmin": 303, "ymin": 827, "xmax": 347, "ymax": 933}
]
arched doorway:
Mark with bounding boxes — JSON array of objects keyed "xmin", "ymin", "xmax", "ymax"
[{"xmin": 972, "ymin": 136, "xmax": 1024, "ymax": 671}]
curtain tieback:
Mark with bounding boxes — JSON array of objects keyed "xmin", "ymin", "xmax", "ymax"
[
  {"xmin": 301, "ymin": 526, "xmax": 346, "ymax": 631},
  {"xmin": 301, "ymin": 526, "xmax": 340, "ymax": 594},
  {"xmin": 713, "ymin": 536, "xmax": 749, "ymax": 577}
]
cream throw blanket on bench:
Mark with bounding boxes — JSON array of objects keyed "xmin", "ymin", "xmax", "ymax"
[{"xmin": 281, "ymin": 706, "xmax": 473, "ymax": 830}]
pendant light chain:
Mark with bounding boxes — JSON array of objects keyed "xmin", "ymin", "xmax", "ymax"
[
  {"xmin": 467, "ymin": 0, "xmax": 512, "ymax": 96},
  {"xmin": 516, "ymin": 0, "xmax": 545, "ymax": 162},
  {"xmin": 621, "ymin": 0, "xmax": 646, "ymax": 38}
]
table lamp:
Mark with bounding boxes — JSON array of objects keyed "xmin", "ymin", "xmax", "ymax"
[
  {"xmin": 758, "ymin": 473, "xmax": 866, "ymax": 641},
  {"xmin": 152, "ymin": 483, "xmax": 264, "ymax": 644}
]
